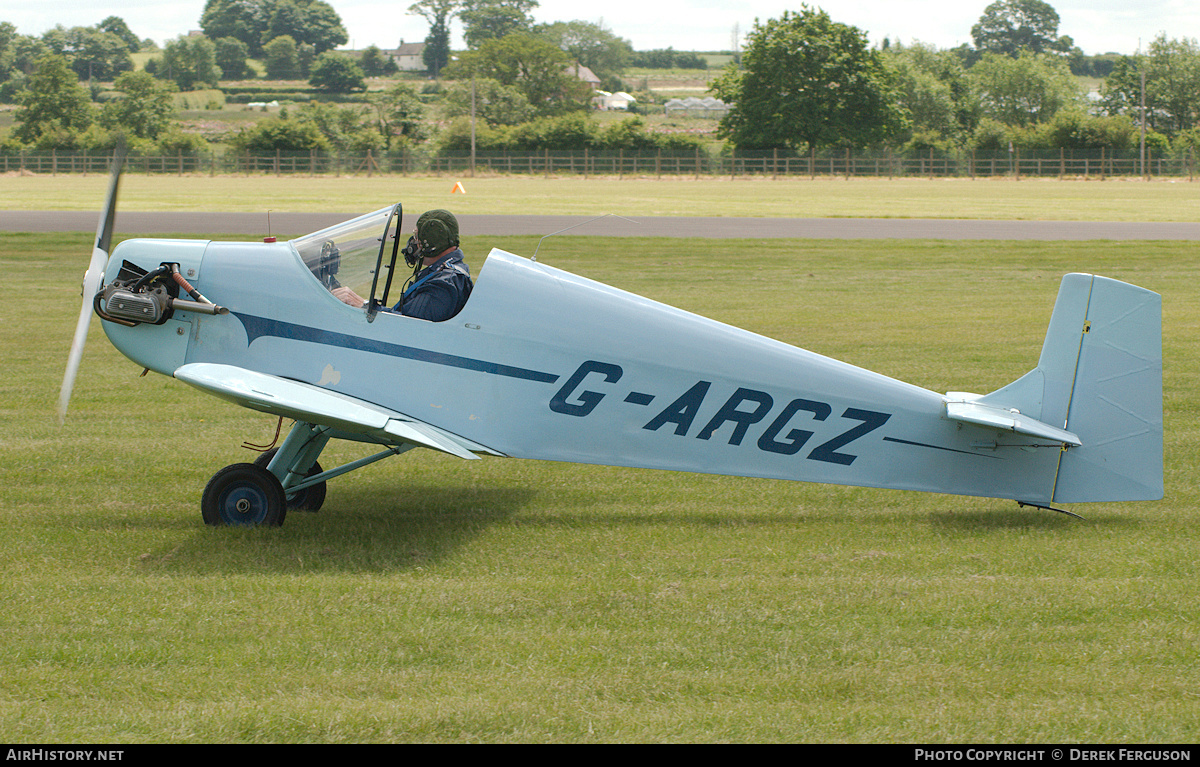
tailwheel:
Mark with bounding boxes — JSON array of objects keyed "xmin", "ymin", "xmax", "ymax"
[
  {"xmin": 201, "ymin": 463, "xmax": 287, "ymax": 527},
  {"xmin": 253, "ymin": 448, "xmax": 327, "ymax": 512}
]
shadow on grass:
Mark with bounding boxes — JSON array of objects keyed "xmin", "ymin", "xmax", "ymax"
[
  {"xmin": 137, "ymin": 482, "xmax": 536, "ymax": 575},
  {"xmin": 927, "ymin": 506, "xmax": 1142, "ymax": 532}
]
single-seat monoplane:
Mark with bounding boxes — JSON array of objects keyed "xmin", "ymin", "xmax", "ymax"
[{"xmin": 59, "ymin": 151, "xmax": 1164, "ymax": 526}]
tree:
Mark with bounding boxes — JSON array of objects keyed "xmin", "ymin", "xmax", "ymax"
[
  {"xmin": 0, "ymin": 21, "xmax": 20, "ymax": 83},
  {"xmin": 630, "ymin": 48, "xmax": 707, "ymax": 69},
  {"xmin": 535, "ymin": 20, "xmax": 632, "ymax": 85},
  {"xmin": 280, "ymin": 0, "xmax": 347, "ymax": 54},
  {"xmin": 452, "ymin": 32, "xmax": 590, "ymax": 115},
  {"xmin": 308, "ymin": 52, "xmax": 366, "ymax": 93},
  {"xmin": 99, "ymin": 71, "xmax": 176, "ymax": 140},
  {"xmin": 13, "ymin": 53, "xmax": 93, "ymax": 147},
  {"xmin": 230, "ymin": 116, "xmax": 330, "ymax": 151},
  {"xmin": 214, "ymin": 37, "xmax": 252, "ymax": 80},
  {"xmin": 366, "ymin": 82, "xmax": 428, "ymax": 147},
  {"xmin": 293, "ymin": 101, "xmax": 378, "ymax": 150},
  {"xmin": 460, "ymin": 0, "xmax": 538, "ymax": 49},
  {"xmin": 971, "ymin": 0, "xmax": 1072, "ymax": 58},
  {"xmin": 969, "ymin": 50, "xmax": 1082, "ymax": 127},
  {"xmin": 710, "ymin": 6, "xmax": 904, "ymax": 152},
  {"xmin": 1037, "ymin": 110, "xmax": 1139, "ymax": 153},
  {"xmin": 359, "ymin": 46, "xmax": 398, "ymax": 77},
  {"xmin": 263, "ymin": 35, "xmax": 301, "ymax": 79},
  {"xmin": 0, "ymin": 29, "xmax": 49, "ymax": 101},
  {"xmin": 442, "ymin": 77, "xmax": 533, "ymax": 125},
  {"xmin": 200, "ymin": 0, "xmax": 346, "ymax": 56},
  {"xmin": 408, "ymin": 0, "xmax": 456, "ymax": 76},
  {"xmin": 1101, "ymin": 35, "xmax": 1200, "ymax": 136},
  {"xmin": 156, "ymin": 36, "xmax": 221, "ymax": 90},
  {"xmin": 883, "ymin": 42, "xmax": 980, "ymax": 148},
  {"xmin": 200, "ymin": 0, "xmax": 271, "ymax": 56},
  {"xmin": 265, "ymin": 1, "xmax": 308, "ymax": 47},
  {"xmin": 98, "ymin": 16, "xmax": 141, "ymax": 53},
  {"xmin": 41, "ymin": 25, "xmax": 134, "ymax": 82}
]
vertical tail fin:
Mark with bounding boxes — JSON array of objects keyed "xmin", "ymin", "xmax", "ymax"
[{"xmin": 980, "ymin": 274, "xmax": 1163, "ymax": 503}]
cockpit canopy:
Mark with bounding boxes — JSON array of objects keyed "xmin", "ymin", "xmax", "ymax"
[{"xmin": 291, "ymin": 204, "xmax": 404, "ymax": 305}]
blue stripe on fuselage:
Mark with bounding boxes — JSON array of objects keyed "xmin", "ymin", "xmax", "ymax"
[{"xmin": 234, "ymin": 313, "xmax": 560, "ymax": 384}]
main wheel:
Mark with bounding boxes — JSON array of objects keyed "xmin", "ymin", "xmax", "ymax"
[
  {"xmin": 253, "ymin": 448, "xmax": 326, "ymax": 512},
  {"xmin": 201, "ymin": 463, "xmax": 287, "ymax": 527}
]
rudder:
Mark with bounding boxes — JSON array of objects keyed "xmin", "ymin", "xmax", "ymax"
[{"xmin": 1051, "ymin": 274, "xmax": 1163, "ymax": 502}]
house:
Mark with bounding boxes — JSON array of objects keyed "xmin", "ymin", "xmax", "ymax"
[
  {"xmin": 566, "ymin": 63, "xmax": 601, "ymax": 90},
  {"xmin": 390, "ymin": 42, "xmax": 426, "ymax": 72}
]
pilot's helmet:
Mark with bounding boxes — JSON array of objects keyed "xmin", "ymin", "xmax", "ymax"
[{"xmin": 416, "ymin": 209, "xmax": 460, "ymax": 255}]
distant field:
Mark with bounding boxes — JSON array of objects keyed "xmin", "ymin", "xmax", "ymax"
[
  {"xmin": 1, "ymin": 231, "xmax": 1196, "ymax": 742},
  {"xmin": 3, "ymin": 173, "xmax": 1200, "ymax": 221}
]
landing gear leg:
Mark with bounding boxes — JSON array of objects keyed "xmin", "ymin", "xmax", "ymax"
[
  {"xmin": 201, "ymin": 421, "xmax": 420, "ymax": 527},
  {"xmin": 258, "ymin": 421, "xmax": 331, "ymax": 512}
]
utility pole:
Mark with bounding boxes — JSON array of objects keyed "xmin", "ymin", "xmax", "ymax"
[
  {"xmin": 1140, "ymin": 70, "xmax": 1147, "ymax": 179},
  {"xmin": 470, "ymin": 71, "xmax": 476, "ymax": 178}
]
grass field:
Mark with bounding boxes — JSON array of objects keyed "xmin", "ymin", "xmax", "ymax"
[
  {"xmin": 2, "ymin": 173, "xmax": 1200, "ymax": 222},
  {"xmin": 1, "ymin": 227, "xmax": 1196, "ymax": 742}
]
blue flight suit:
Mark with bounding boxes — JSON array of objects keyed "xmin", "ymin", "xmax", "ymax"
[{"xmin": 392, "ymin": 249, "xmax": 473, "ymax": 322}]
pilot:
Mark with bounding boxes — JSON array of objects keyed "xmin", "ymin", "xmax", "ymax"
[{"xmin": 333, "ymin": 209, "xmax": 473, "ymax": 322}]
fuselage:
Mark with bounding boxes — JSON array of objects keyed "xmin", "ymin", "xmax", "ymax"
[{"xmin": 102, "ymin": 234, "xmax": 1065, "ymax": 503}]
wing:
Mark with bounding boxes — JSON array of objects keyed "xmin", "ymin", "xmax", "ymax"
[{"xmin": 174, "ymin": 362, "xmax": 498, "ymax": 460}]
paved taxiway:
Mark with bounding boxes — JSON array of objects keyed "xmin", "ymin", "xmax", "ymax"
[{"xmin": 3, "ymin": 211, "xmax": 1200, "ymax": 240}]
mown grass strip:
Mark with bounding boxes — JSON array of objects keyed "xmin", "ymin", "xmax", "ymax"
[{"xmin": 0, "ymin": 233, "xmax": 1195, "ymax": 742}]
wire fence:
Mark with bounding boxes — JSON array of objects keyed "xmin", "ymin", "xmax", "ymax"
[{"xmin": 3, "ymin": 147, "xmax": 1196, "ymax": 180}]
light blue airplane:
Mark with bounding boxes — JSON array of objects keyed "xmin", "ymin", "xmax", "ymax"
[{"xmin": 59, "ymin": 153, "xmax": 1163, "ymax": 526}]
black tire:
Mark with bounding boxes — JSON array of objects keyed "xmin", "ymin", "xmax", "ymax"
[
  {"xmin": 253, "ymin": 448, "xmax": 326, "ymax": 512},
  {"xmin": 201, "ymin": 463, "xmax": 287, "ymax": 527}
]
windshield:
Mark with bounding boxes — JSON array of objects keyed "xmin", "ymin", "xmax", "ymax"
[{"xmin": 291, "ymin": 205, "xmax": 401, "ymax": 300}]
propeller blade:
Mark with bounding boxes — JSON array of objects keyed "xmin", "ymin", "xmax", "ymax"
[
  {"xmin": 57, "ymin": 247, "xmax": 109, "ymax": 423},
  {"xmin": 57, "ymin": 146, "xmax": 125, "ymax": 424},
  {"xmin": 95, "ymin": 143, "xmax": 125, "ymax": 253}
]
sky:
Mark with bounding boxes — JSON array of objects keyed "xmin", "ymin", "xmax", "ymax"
[{"xmin": 4, "ymin": 0, "xmax": 1199, "ymax": 57}]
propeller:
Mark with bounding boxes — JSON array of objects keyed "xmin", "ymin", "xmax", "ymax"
[{"xmin": 57, "ymin": 144, "xmax": 126, "ymax": 424}]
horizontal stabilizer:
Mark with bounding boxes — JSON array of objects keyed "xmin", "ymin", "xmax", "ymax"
[
  {"xmin": 175, "ymin": 362, "xmax": 493, "ymax": 460},
  {"xmin": 945, "ymin": 394, "xmax": 1081, "ymax": 446}
]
